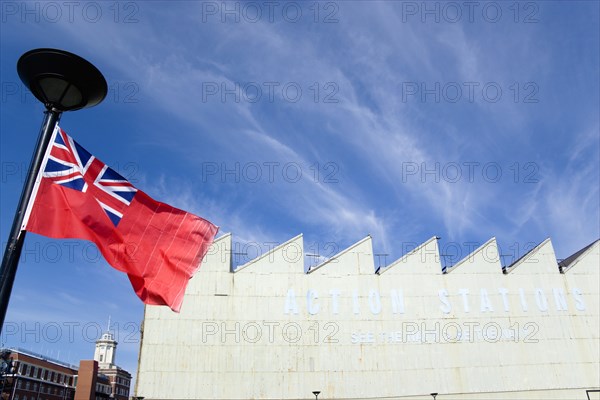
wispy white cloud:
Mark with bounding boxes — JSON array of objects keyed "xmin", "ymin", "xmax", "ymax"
[{"xmin": 537, "ymin": 125, "xmax": 600, "ymax": 255}]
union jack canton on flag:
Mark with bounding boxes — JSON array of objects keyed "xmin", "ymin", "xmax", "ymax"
[{"xmin": 43, "ymin": 129, "xmax": 137, "ymax": 227}]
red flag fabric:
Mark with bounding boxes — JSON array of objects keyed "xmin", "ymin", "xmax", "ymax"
[{"xmin": 24, "ymin": 126, "xmax": 218, "ymax": 312}]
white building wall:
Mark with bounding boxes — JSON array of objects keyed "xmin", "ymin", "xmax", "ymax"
[{"xmin": 136, "ymin": 235, "xmax": 600, "ymax": 399}]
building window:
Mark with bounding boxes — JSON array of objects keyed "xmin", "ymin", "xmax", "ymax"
[
  {"xmin": 99, "ymin": 355, "xmax": 103, "ymax": 362},
  {"xmin": 33, "ymin": 383, "xmax": 37, "ymax": 391},
  {"xmin": 25, "ymin": 381, "xmax": 30, "ymax": 390}
]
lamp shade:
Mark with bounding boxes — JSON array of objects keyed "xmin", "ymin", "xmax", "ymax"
[{"xmin": 17, "ymin": 48, "xmax": 107, "ymax": 111}]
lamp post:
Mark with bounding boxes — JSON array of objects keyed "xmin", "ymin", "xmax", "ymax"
[
  {"xmin": 312, "ymin": 391, "xmax": 320, "ymax": 399},
  {"xmin": 0, "ymin": 48, "xmax": 107, "ymax": 333},
  {"xmin": 430, "ymin": 393, "xmax": 438, "ymax": 399}
]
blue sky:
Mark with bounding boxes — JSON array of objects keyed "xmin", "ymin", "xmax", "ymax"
[{"xmin": 1, "ymin": 0, "xmax": 598, "ymax": 381}]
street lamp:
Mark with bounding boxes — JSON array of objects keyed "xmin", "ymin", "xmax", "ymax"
[
  {"xmin": 312, "ymin": 391, "xmax": 320, "ymax": 399},
  {"xmin": 0, "ymin": 48, "xmax": 107, "ymax": 333},
  {"xmin": 430, "ymin": 393, "xmax": 438, "ymax": 399},
  {"xmin": 17, "ymin": 48, "xmax": 107, "ymax": 111}
]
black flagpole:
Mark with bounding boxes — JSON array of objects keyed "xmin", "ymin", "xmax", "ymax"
[{"xmin": 0, "ymin": 109, "xmax": 61, "ymax": 332}]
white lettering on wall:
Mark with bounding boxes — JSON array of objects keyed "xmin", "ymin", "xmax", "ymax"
[
  {"xmin": 535, "ymin": 288, "xmax": 548, "ymax": 312},
  {"xmin": 307, "ymin": 289, "xmax": 319, "ymax": 315},
  {"xmin": 390, "ymin": 289, "xmax": 405, "ymax": 314},
  {"xmin": 552, "ymin": 288, "xmax": 568, "ymax": 311},
  {"xmin": 439, "ymin": 289, "xmax": 451, "ymax": 314},
  {"xmin": 480, "ymin": 288, "xmax": 493, "ymax": 312},
  {"xmin": 572, "ymin": 288, "xmax": 586, "ymax": 311},
  {"xmin": 498, "ymin": 288, "xmax": 510, "ymax": 312},
  {"xmin": 329, "ymin": 289, "xmax": 341, "ymax": 315},
  {"xmin": 352, "ymin": 290, "xmax": 360, "ymax": 315},
  {"xmin": 459, "ymin": 288, "xmax": 470, "ymax": 313},
  {"xmin": 284, "ymin": 288, "xmax": 298, "ymax": 314},
  {"xmin": 281, "ymin": 287, "xmax": 587, "ymax": 316},
  {"xmin": 368, "ymin": 290, "xmax": 382, "ymax": 315},
  {"xmin": 519, "ymin": 288, "xmax": 528, "ymax": 312}
]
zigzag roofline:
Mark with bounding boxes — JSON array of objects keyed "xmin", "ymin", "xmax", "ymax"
[{"xmin": 209, "ymin": 233, "xmax": 598, "ymax": 276}]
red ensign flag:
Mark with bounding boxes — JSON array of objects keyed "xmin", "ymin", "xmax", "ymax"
[{"xmin": 23, "ymin": 126, "xmax": 218, "ymax": 312}]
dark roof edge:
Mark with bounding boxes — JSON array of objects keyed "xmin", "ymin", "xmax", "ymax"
[{"xmin": 558, "ymin": 239, "xmax": 600, "ymax": 273}]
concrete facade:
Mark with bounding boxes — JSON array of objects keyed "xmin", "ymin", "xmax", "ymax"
[{"xmin": 136, "ymin": 234, "xmax": 600, "ymax": 399}]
